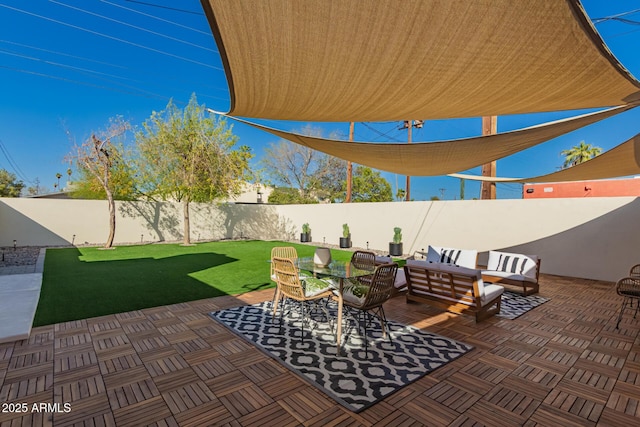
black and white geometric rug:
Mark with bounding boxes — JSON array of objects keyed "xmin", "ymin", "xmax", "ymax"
[
  {"xmin": 496, "ymin": 291, "xmax": 550, "ymax": 319},
  {"xmin": 210, "ymin": 301, "xmax": 473, "ymax": 413}
]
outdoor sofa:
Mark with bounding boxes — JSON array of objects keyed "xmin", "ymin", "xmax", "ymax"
[
  {"xmin": 404, "ymin": 259, "xmax": 504, "ymax": 322},
  {"xmin": 481, "ymin": 250, "xmax": 541, "ymax": 296}
]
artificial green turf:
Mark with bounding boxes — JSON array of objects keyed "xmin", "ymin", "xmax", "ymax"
[{"xmin": 34, "ymin": 240, "xmax": 354, "ymax": 326}]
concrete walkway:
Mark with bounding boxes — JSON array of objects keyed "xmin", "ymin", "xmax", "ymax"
[{"xmin": 0, "ymin": 249, "xmax": 45, "ymax": 343}]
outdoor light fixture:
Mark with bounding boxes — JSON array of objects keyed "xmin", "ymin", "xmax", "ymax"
[{"xmin": 13, "ymin": 240, "xmax": 16, "ymax": 250}]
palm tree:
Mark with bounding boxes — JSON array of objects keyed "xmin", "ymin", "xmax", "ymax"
[
  {"xmin": 560, "ymin": 141, "xmax": 602, "ymax": 169},
  {"xmin": 55, "ymin": 172, "xmax": 62, "ymax": 190}
]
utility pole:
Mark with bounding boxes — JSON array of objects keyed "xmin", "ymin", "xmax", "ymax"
[
  {"xmin": 480, "ymin": 116, "xmax": 497, "ymax": 199},
  {"xmin": 346, "ymin": 122, "xmax": 354, "ymax": 203},
  {"xmin": 401, "ymin": 120, "xmax": 423, "ymax": 201}
]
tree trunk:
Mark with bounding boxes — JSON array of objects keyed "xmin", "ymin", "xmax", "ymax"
[
  {"xmin": 105, "ymin": 189, "xmax": 116, "ymax": 249},
  {"xmin": 182, "ymin": 199, "xmax": 191, "ymax": 245}
]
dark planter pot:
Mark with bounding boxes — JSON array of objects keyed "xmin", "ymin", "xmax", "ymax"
[
  {"xmin": 339, "ymin": 236, "xmax": 352, "ymax": 248},
  {"xmin": 300, "ymin": 233, "xmax": 311, "ymax": 243},
  {"xmin": 389, "ymin": 242, "xmax": 403, "ymax": 256}
]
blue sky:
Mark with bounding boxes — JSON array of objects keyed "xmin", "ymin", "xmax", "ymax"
[{"xmin": 1, "ymin": 0, "xmax": 639, "ymax": 200}]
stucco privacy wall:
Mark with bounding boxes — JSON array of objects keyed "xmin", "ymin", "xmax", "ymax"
[{"xmin": 1, "ymin": 197, "xmax": 638, "ymax": 282}]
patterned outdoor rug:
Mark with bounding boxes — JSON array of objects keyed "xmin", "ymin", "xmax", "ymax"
[
  {"xmin": 210, "ymin": 301, "xmax": 473, "ymax": 413},
  {"xmin": 497, "ymin": 291, "xmax": 550, "ymax": 319}
]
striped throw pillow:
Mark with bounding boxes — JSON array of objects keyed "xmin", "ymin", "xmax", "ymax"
[{"xmin": 496, "ymin": 253, "xmax": 529, "ymax": 275}]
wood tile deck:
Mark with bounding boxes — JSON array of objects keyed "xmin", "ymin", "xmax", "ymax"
[{"xmin": 1, "ymin": 274, "xmax": 639, "ymax": 426}]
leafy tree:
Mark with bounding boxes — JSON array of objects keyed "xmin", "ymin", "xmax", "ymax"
[
  {"xmin": 0, "ymin": 169, "xmax": 24, "ymax": 197},
  {"xmin": 561, "ymin": 141, "xmax": 602, "ymax": 169},
  {"xmin": 267, "ymin": 187, "xmax": 317, "ymax": 204},
  {"xmin": 66, "ymin": 116, "xmax": 134, "ymax": 248},
  {"xmin": 70, "ymin": 149, "xmax": 137, "ymax": 201},
  {"xmin": 135, "ymin": 94, "xmax": 252, "ymax": 245},
  {"xmin": 261, "ymin": 125, "xmax": 346, "ymax": 202},
  {"xmin": 347, "ymin": 166, "xmax": 392, "ymax": 202}
]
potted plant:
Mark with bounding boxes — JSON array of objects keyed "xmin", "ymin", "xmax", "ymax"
[
  {"xmin": 389, "ymin": 227, "xmax": 403, "ymax": 256},
  {"xmin": 339, "ymin": 223, "xmax": 351, "ymax": 248},
  {"xmin": 300, "ymin": 223, "xmax": 311, "ymax": 242}
]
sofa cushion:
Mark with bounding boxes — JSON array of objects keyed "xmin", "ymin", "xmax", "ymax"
[
  {"xmin": 426, "ymin": 246, "xmax": 478, "ymax": 269},
  {"xmin": 482, "ymin": 283, "xmax": 504, "ymax": 304},
  {"xmin": 486, "ymin": 251, "xmax": 538, "ymax": 280},
  {"xmin": 482, "ymin": 270, "xmax": 537, "ymax": 283}
]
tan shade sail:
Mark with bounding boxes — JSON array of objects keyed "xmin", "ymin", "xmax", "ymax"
[
  {"xmin": 218, "ymin": 105, "xmax": 634, "ymax": 176},
  {"xmin": 201, "ymin": 0, "xmax": 640, "ymax": 122},
  {"xmin": 449, "ymin": 132, "xmax": 640, "ymax": 184}
]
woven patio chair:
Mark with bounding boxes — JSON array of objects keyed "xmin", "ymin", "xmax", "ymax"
[
  {"xmin": 630, "ymin": 264, "xmax": 640, "ymax": 278},
  {"xmin": 272, "ymin": 257, "xmax": 334, "ymax": 341},
  {"xmin": 342, "ymin": 262, "xmax": 398, "ymax": 356},
  {"xmin": 615, "ymin": 276, "xmax": 640, "ymax": 329},
  {"xmin": 270, "ymin": 246, "xmax": 299, "ymax": 317},
  {"xmin": 350, "ymin": 250, "xmax": 376, "ymax": 286}
]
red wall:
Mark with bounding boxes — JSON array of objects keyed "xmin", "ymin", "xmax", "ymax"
[{"xmin": 523, "ymin": 178, "xmax": 640, "ymax": 198}]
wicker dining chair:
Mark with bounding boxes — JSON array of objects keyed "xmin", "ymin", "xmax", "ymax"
[
  {"xmin": 272, "ymin": 256, "xmax": 334, "ymax": 341},
  {"xmin": 350, "ymin": 250, "xmax": 376, "ymax": 285},
  {"xmin": 270, "ymin": 246, "xmax": 299, "ymax": 317},
  {"xmin": 615, "ymin": 276, "xmax": 640, "ymax": 329},
  {"xmin": 342, "ymin": 262, "xmax": 398, "ymax": 355},
  {"xmin": 630, "ymin": 264, "xmax": 640, "ymax": 278}
]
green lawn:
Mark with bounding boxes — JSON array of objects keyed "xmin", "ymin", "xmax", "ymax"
[{"xmin": 34, "ymin": 240, "xmax": 354, "ymax": 326}]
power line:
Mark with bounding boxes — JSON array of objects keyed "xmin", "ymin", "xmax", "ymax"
[
  {"xmin": 0, "ymin": 64, "xmax": 171, "ymax": 102},
  {"xmin": 593, "ymin": 8, "xmax": 640, "ymax": 24},
  {"xmin": 0, "ymin": 40, "xmax": 127, "ymax": 69},
  {"xmin": 0, "ymin": 4, "xmax": 221, "ymax": 70},
  {"xmin": 0, "ymin": 139, "xmax": 31, "ymax": 184},
  {"xmin": 100, "ymin": 0, "xmax": 211, "ymax": 35},
  {"xmin": 360, "ymin": 122, "xmax": 404, "ymax": 142},
  {"xmin": 0, "ymin": 39, "xmax": 228, "ymax": 93},
  {"xmin": 124, "ymin": 0, "xmax": 204, "ymax": 16},
  {"xmin": 49, "ymin": 0, "xmax": 218, "ymax": 53}
]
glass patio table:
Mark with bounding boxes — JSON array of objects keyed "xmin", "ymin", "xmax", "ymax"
[{"xmin": 295, "ymin": 257, "xmax": 375, "ymax": 354}]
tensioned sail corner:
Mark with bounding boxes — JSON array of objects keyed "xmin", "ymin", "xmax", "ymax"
[
  {"xmin": 448, "ymin": 132, "xmax": 640, "ymax": 184},
  {"xmin": 201, "ymin": 0, "xmax": 640, "ymax": 122},
  {"xmin": 217, "ymin": 105, "xmax": 636, "ymax": 177}
]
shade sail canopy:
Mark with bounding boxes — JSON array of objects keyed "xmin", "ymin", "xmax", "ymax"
[
  {"xmin": 201, "ymin": 0, "xmax": 640, "ymax": 122},
  {"xmin": 219, "ymin": 105, "xmax": 634, "ymax": 176},
  {"xmin": 450, "ymin": 132, "xmax": 640, "ymax": 184}
]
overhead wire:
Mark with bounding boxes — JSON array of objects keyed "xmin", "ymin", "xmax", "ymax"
[
  {"xmin": 0, "ymin": 139, "xmax": 32, "ymax": 184},
  {"xmin": 100, "ymin": 0, "xmax": 211, "ymax": 36},
  {"xmin": 0, "ymin": 39, "xmax": 127, "ymax": 69},
  {"xmin": 593, "ymin": 8, "xmax": 640, "ymax": 24},
  {"xmin": 124, "ymin": 0, "xmax": 204, "ymax": 16},
  {"xmin": 0, "ymin": 4, "xmax": 222, "ymax": 70},
  {"xmin": 49, "ymin": 0, "xmax": 218, "ymax": 53}
]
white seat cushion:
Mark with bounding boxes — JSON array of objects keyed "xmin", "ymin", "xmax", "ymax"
[
  {"xmin": 482, "ymin": 270, "xmax": 537, "ymax": 283},
  {"xmin": 481, "ymin": 283, "xmax": 504, "ymax": 304}
]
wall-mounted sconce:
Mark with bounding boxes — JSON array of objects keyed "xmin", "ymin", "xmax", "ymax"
[{"xmin": 13, "ymin": 240, "xmax": 16, "ymax": 251}]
